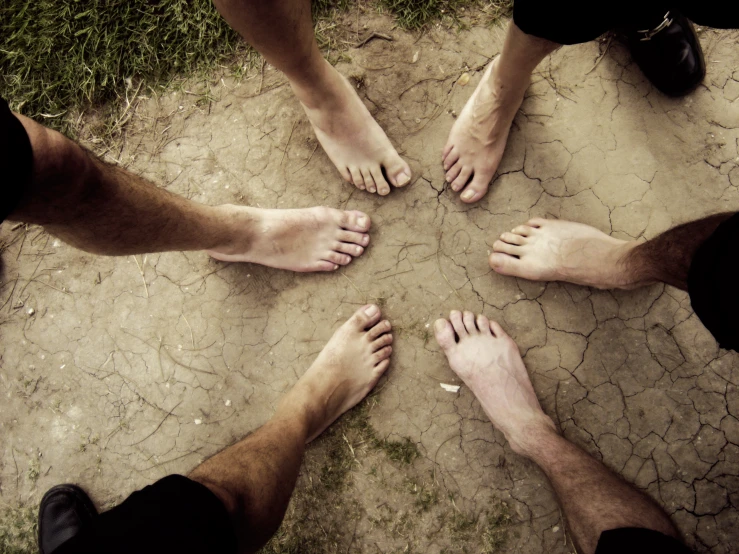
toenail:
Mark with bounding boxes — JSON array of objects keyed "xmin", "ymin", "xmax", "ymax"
[
  {"xmin": 461, "ymin": 190, "xmax": 475, "ymax": 201},
  {"xmin": 358, "ymin": 216, "xmax": 368, "ymax": 228},
  {"xmin": 397, "ymin": 173, "xmax": 411, "ymax": 186},
  {"xmin": 365, "ymin": 305, "xmax": 379, "ymax": 316},
  {"xmin": 355, "ymin": 246, "xmax": 362, "ymax": 254},
  {"xmin": 362, "ymin": 235, "xmax": 369, "ymax": 245},
  {"xmin": 434, "ymin": 319, "xmax": 446, "ymax": 331}
]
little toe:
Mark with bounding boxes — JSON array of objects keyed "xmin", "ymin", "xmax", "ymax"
[
  {"xmin": 339, "ymin": 167, "xmax": 353, "ymax": 184},
  {"xmin": 443, "ymin": 147, "xmax": 460, "ymax": 171},
  {"xmin": 350, "ymin": 167, "xmax": 366, "ymax": 191},
  {"xmin": 489, "ymin": 319, "xmax": 508, "ymax": 340},
  {"xmin": 339, "ymin": 211, "xmax": 371, "ymax": 233},
  {"xmin": 460, "ymin": 175, "xmax": 490, "ymax": 203},
  {"xmin": 368, "ymin": 320, "xmax": 392, "ymax": 341},
  {"xmin": 476, "ymin": 314, "xmax": 492, "ymax": 335},
  {"xmin": 373, "ymin": 345, "xmax": 393, "ymax": 364},
  {"xmin": 335, "ymin": 241, "xmax": 364, "ymax": 257},
  {"xmin": 493, "ymin": 240, "xmax": 522, "ymax": 257},
  {"xmin": 385, "ymin": 156, "xmax": 412, "ymax": 188},
  {"xmin": 445, "ymin": 161, "xmax": 463, "ymax": 183},
  {"xmin": 337, "ymin": 230, "xmax": 369, "ymax": 246},
  {"xmin": 526, "ymin": 218, "xmax": 547, "ymax": 228},
  {"xmin": 374, "ymin": 358, "xmax": 390, "ymax": 373},
  {"xmin": 371, "ymin": 333, "xmax": 393, "ymax": 351},
  {"xmin": 488, "ymin": 252, "xmax": 522, "ymax": 276},
  {"xmin": 325, "ymin": 251, "xmax": 353, "ymax": 266},
  {"xmin": 370, "ymin": 167, "xmax": 392, "ymax": 196},
  {"xmin": 500, "ymin": 232, "xmax": 526, "ymax": 246},
  {"xmin": 462, "ymin": 311, "xmax": 478, "ymax": 334},
  {"xmin": 351, "ymin": 304, "xmax": 382, "ymax": 330},
  {"xmin": 451, "ymin": 167, "xmax": 473, "ymax": 192},
  {"xmin": 434, "ymin": 318, "xmax": 457, "ymax": 351},
  {"xmin": 313, "ymin": 260, "xmax": 340, "ymax": 272},
  {"xmin": 449, "ymin": 310, "xmax": 467, "ymax": 337}
]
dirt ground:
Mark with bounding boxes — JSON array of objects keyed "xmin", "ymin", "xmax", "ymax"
[{"xmin": 2, "ymin": 11, "xmax": 739, "ymax": 554}]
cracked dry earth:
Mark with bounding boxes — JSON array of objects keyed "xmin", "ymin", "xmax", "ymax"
[{"xmin": 3, "ymin": 13, "xmax": 739, "ymax": 554}]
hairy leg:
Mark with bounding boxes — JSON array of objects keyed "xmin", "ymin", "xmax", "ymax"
[
  {"xmin": 189, "ymin": 305, "xmax": 393, "ymax": 553},
  {"xmin": 489, "ymin": 214, "xmax": 735, "ymax": 290},
  {"xmin": 442, "ymin": 23, "xmax": 559, "ymax": 203},
  {"xmin": 434, "ymin": 312, "xmax": 681, "ymax": 554},
  {"xmin": 8, "ymin": 114, "xmax": 371, "ymax": 272},
  {"xmin": 211, "ymin": 0, "xmax": 411, "ymax": 195}
]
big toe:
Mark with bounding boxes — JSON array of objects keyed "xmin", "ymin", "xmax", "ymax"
[
  {"xmin": 351, "ymin": 304, "xmax": 382, "ymax": 330},
  {"xmin": 434, "ymin": 319, "xmax": 456, "ymax": 352},
  {"xmin": 340, "ymin": 210, "xmax": 371, "ymax": 232},
  {"xmin": 460, "ymin": 176, "xmax": 491, "ymax": 204},
  {"xmin": 385, "ymin": 155, "xmax": 412, "ymax": 188},
  {"xmin": 488, "ymin": 252, "xmax": 521, "ymax": 276}
]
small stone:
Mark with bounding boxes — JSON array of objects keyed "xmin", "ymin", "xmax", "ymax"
[
  {"xmin": 194, "ymin": 419, "xmax": 202, "ymax": 425},
  {"xmin": 457, "ymin": 72, "xmax": 470, "ymax": 86},
  {"xmin": 225, "ymin": 399, "xmax": 232, "ymax": 407},
  {"xmin": 27, "ymin": 308, "xmax": 35, "ymax": 316}
]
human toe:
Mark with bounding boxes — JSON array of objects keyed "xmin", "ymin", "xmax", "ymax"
[
  {"xmin": 460, "ymin": 176, "xmax": 490, "ymax": 203},
  {"xmin": 368, "ymin": 320, "xmax": 392, "ymax": 341},
  {"xmin": 373, "ymin": 345, "xmax": 393, "ymax": 364},
  {"xmin": 371, "ymin": 333, "xmax": 393, "ymax": 351},
  {"xmin": 351, "ymin": 304, "xmax": 382, "ymax": 330},
  {"xmin": 337, "ymin": 230, "xmax": 369, "ymax": 247},
  {"xmin": 500, "ymin": 232, "xmax": 526, "ymax": 246},
  {"xmin": 350, "ymin": 167, "xmax": 366, "ymax": 191},
  {"xmin": 325, "ymin": 251, "xmax": 353, "ymax": 266},
  {"xmin": 476, "ymin": 314, "xmax": 492, "ymax": 335},
  {"xmin": 451, "ymin": 167, "xmax": 473, "ymax": 192},
  {"xmin": 340, "ymin": 210, "xmax": 371, "ymax": 232},
  {"xmin": 334, "ymin": 241, "xmax": 364, "ymax": 257},
  {"xmin": 463, "ymin": 311, "xmax": 478, "ymax": 334},
  {"xmin": 449, "ymin": 310, "xmax": 467, "ymax": 337},
  {"xmin": 445, "ymin": 161, "xmax": 463, "ymax": 183},
  {"xmin": 362, "ymin": 169, "xmax": 377, "ymax": 194},
  {"xmin": 512, "ymin": 224, "xmax": 534, "ymax": 236},
  {"xmin": 434, "ymin": 319, "xmax": 456, "ymax": 350},
  {"xmin": 443, "ymin": 147, "xmax": 460, "ymax": 170},
  {"xmin": 385, "ymin": 156, "xmax": 412, "ymax": 188},
  {"xmin": 370, "ymin": 167, "xmax": 391, "ymax": 196},
  {"xmin": 488, "ymin": 252, "xmax": 520, "ymax": 275},
  {"xmin": 493, "ymin": 240, "xmax": 521, "ymax": 256}
]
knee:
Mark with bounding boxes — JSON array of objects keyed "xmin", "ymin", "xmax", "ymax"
[{"xmin": 17, "ymin": 113, "xmax": 93, "ymax": 187}]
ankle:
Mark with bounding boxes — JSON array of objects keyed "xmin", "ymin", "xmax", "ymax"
[
  {"xmin": 288, "ymin": 58, "xmax": 343, "ymax": 110},
  {"xmin": 507, "ymin": 416, "xmax": 559, "ymax": 459},
  {"xmin": 614, "ymin": 240, "xmax": 658, "ymax": 289},
  {"xmin": 208, "ymin": 204, "xmax": 261, "ymax": 254}
]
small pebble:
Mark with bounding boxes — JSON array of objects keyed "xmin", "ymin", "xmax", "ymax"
[
  {"xmin": 194, "ymin": 419, "xmax": 202, "ymax": 425},
  {"xmin": 27, "ymin": 308, "xmax": 35, "ymax": 316}
]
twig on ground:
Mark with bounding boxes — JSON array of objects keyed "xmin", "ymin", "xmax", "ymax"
[
  {"xmin": 354, "ymin": 32, "xmax": 393, "ymax": 48},
  {"xmin": 132, "ymin": 255, "xmax": 149, "ymax": 298}
]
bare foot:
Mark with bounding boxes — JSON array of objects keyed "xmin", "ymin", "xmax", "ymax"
[
  {"xmin": 293, "ymin": 59, "xmax": 412, "ymax": 196},
  {"xmin": 280, "ymin": 305, "xmax": 393, "ymax": 442},
  {"xmin": 434, "ymin": 311, "xmax": 555, "ymax": 454},
  {"xmin": 488, "ymin": 218, "xmax": 645, "ymax": 289},
  {"xmin": 442, "ymin": 57, "xmax": 527, "ymax": 203},
  {"xmin": 208, "ymin": 205, "xmax": 370, "ymax": 272}
]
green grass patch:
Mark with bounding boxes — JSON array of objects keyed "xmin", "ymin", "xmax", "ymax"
[
  {"xmin": 1, "ymin": 0, "xmax": 511, "ymax": 135},
  {"xmin": 0, "ymin": 504, "xmax": 37, "ymax": 554}
]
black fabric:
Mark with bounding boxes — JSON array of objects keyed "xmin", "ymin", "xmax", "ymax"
[
  {"xmin": 513, "ymin": 1, "xmax": 739, "ymax": 45},
  {"xmin": 53, "ymin": 475, "xmax": 238, "ymax": 554},
  {"xmin": 595, "ymin": 527, "xmax": 693, "ymax": 554},
  {"xmin": 688, "ymin": 213, "xmax": 739, "ymax": 352},
  {"xmin": 0, "ymin": 96, "xmax": 33, "ymax": 223}
]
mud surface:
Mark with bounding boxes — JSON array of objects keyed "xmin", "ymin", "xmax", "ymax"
[{"xmin": 2, "ymin": 13, "xmax": 739, "ymax": 554}]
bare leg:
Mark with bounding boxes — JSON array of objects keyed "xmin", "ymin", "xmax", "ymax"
[
  {"xmin": 211, "ymin": 0, "xmax": 411, "ymax": 196},
  {"xmin": 488, "ymin": 213, "xmax": 735, "ymax": 290},
  {"xmin": 434, "ymin": 311, "xmax": 681, "ymax": 554},
  {"xmin": 189, "ymin": 304, "xmax": 393, "ymax": 553},
  {"xmin": 442, "ymin": 23, "xmax": 559, "ymax": 203},
  {"xmin": 8, "ymin": 114, "xmax": 371, "ymax": 272}
]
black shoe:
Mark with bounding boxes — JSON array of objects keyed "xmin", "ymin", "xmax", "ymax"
[
  {"xmin": 38, "ymin": 484, "xmax": 98, "ymax": 554},
  {"xmin": 626, "ymin": 10, "xmax": 706, "ymax": 96}
]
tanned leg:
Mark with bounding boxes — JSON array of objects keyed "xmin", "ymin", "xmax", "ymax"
[
  {"xmin": 488, "ymin": 214, "xmax": 735, "ymax": 290},
  {"xmin": 442, "ymin": 23, "xmax": 559, "ymax": 203},
  {"xmin": 7, "ymin": 114, "xmax": 372, "ymax": 272},
  {"xmin": 189, "ymin": 304, "xmax": 393, "ymax": 553},
  {"xmin": 434, "ymin": 311, "xmax": 681, "ymax": 554},
  {"xmin": 211, "ymin": 0, "xmax": 411, "ymax": 196}
]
